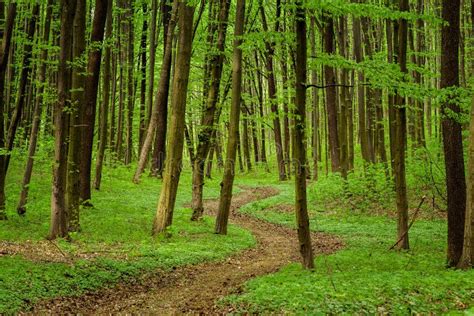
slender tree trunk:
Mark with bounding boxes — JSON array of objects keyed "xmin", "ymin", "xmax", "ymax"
[
  {"xmin": 17, "ymin": 0, "xmax": 53, "ymax": 215},
  {"xmin": 323, "ymin": 14, "xmax": 340, "ymax": 173},
  {"xmin": 147, "ymin": 0, "xmax": 158, "ymax": 125},
  {"xmin": 293, "ymin": 1, "xmax": 314, "ymax": 269},
  {"xmin": 94, "ymin": 0, "xmax": 113, "ymax": 190},
  {"xmin": 215, "ymin": 0, "xmax": 245, "ymax": 235},
  {"xmin": 458, "ymin": 0, "xmax": 474, "ymax": 269},
  {"xmin": 441, "ymin": 0, "xmax": 465, "ymax": 267},
  {"xmin": 259, "ymin": 1, "xmax": 286, "ymax": 181},
  {"xmin": 152, "ymin": 1, "xmax": 195, "ymax": 235},
  {"xmin": 191, "ymin": 0, "xmax": 230, "ymax": 221},
  {"xmin": 133, "ymin": 0, "xmax": 178, "ymax": 184},
  {"xmin": 138, "ymin": 4, "xmax": 148, "ymax": 152},
  {"xmin": 309, "ymin": 15, "xmax": 319, "ymax": 181},
  {"xmin": 150, "ymin": 0, "xmax": 174, "ymax": 177},
  {"xmin": 392, "ymin": 0, "xmax": 410, "ymax": 250},
  {"xmin": 4, "ymin": 5, "xmax": 39, "ymax": 171},
  {"xmin": 66, "ymin": 0, "xmax": 86, "ymax": 231},
  {"xmin": 0, "ymin": 3, "xmax": 16, "ymax": 220},
  {"xmin": 50, "ymin": 0, "xmax": 76, "ymax": 239},
  {"xmin": 254, "ymin": 52, "xmax": 268, "ymax": 166},
  {"xmin": 124, "ymin": 0, "xmax": 135, "ymax": 165}
]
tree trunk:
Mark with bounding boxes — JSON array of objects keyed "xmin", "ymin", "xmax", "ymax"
[
  {"xmin": 124, "ymin": 0, "xmax": 135, "ymax": 165},
  {"xmin": 17, "ymin": 0, "xmax": 53, "ymax": 215},
  {"xmin": 4, "ymin": 5, "xmax": 39, "ymax": 171},
  {"xmin": 259, "ymin": 1, "xmax": 286, "ymax": 181},
  {"xmin": 392, "ymin": 0, "xmax": 410, "ymax": 250},
  {"xmin": 0, "ymin": 3, "xmax": 16, "ymax": 220},
  {"xmin": 50, "ymin": 0, "xmax": 76, "ymax": 239},
  {"xmin": 93, "ymin": 0, "xmax": 113, "ymax": 190},
  {"xmin": 66, "ymin": 0, "xmax": 86, "ymax": 232},
  {"xmin": 138, "ymin": 4, "xmax": 148, "ymax": 152},
  {"xmin": 150, "ymin": 0, "xmax": 174, "ymax": 177},
  {"xmin": 441, "ymin": 0, "xmax": 466, "ymax": 267},
  {"xmin": 215, "ymin": 0, "xmax": 245, "ymax": 235},
  {"xmin": 323, "ymin": 14, "xmax": 340, "ymax": 173},
  {"xmin": 191, "ymin": 0, "xmax": 230, "ymax": 221},
  {"xmin": 293, "ymin": 0, "xmax": 314, "ymax": 269},
  {"xmin": 152, "ymin": 1, "xmax": 195, "ymax": 235},
  {"xmin": 309, "ymin": 15, "xmax": 319, "ymax": 181},
  {"xmin": 133, "ymin": 0, "xmax": 178, "ymax": 184}
]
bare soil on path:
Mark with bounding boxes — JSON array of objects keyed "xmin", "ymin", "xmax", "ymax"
[{"xmin": 30, "ymin": 186, "xmax": 343, "ymax": 314}]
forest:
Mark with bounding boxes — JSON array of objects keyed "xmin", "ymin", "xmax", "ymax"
[{"xmin": 0, "ymin": 0, "xmax": 473, "ymax": 313}]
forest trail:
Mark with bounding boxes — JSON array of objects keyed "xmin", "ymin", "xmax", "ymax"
[{"xmin": 31, "ymin": 186, "xmax": 343, "ymax": 314}]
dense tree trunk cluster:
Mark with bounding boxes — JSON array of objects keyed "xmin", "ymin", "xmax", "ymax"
[{"xmin": 0, "ymin": 0, "xmax": 472, "ymax": 269}]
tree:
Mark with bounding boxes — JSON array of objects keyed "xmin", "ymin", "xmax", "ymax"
[
  {"xmin": 215, "ymin": 0, "xmax": 245, "ymax": 235},
  {"xmin": 152, "ymin": 1, "xmax": 195, "ymax": 235},
  {"xmin": 133, "ymin": 0, "xmax": 179, "ymax": 184},
  {"xmin": 50, "ymin": 0, "xmax": 77, "ymax": 239},
  {"xmin": 323, "ymin": 13, "xmax": 340, "ymax": 173},
  {"xmin": 79, "ymin": 0, "xmax": 109, "ymax": 203},
  {"xmin": 191, "ymin": 0, "xmax": 230, "ymax": 221},
  {"xmin": 17, "ymin": 0, "xmax": 53, "ymax": 215},
  {"xmin": 94, "ymin": 0, "xmax": 113, "ymax": 190},
  {"xmin": 293, "ymin": 0, "xmax": 314, "ymax": 269},
  {"xmin": 441, "ymin": 0, "xmax": 465, "ymax": 267},
  {"xmin": 0, "ymin": 3, "xmax": 16, "ymax": 220},
  {"xmin": 259, "ymin": 0, "xmax": 286, "ymax": 181}
]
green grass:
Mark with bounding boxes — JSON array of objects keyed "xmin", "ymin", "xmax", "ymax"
[
  {"xmin": 0, "ymin": 157, "xmax": 261, "ymax": 313},
  {"xmin": 225, "ymin": 177, "xmax": 474, "ymax": 315}
]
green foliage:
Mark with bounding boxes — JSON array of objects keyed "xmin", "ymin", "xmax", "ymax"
[
  {"xmin": 225, "ymin": 178, "xmax": 474, "ymax": 314},
  {"xmin": 0, "ymin": 160, "xmax": 255, "ymax": 313}
]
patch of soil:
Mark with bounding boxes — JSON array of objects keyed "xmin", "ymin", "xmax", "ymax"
[
  {"xmin": 0, "ymin": 240, "xmax": 72, "ymax": 263},
  {"xmin": 29, "ymin": 186, "xmax": 343, "ymax": 314}
]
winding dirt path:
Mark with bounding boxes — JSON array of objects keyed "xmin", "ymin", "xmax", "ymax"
[{"xmin": 31, "ymin": 186, "xmax": 343, "ymax": 314}]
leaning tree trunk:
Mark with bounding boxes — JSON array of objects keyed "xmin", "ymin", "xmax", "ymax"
[
  {"xmin": 78, "ymin": 0, "xmax": 108, "ymax": 204},
  {"xmin": 293, "ymin": 0, "xmax": 314, "ymax": 269},
  {"xmin": 50, "ymin": 0, "xmax": 77, "ymax": 239},
  {"xmin": 441, "ymin": 0, "xmax": 466, "ymax": 267},
  {"xmin": 133, "ymin": 0, "xmax": 178, "ymax": 184},
  {"xmin": 152, "ymin": 1, "xmax": 195, "ymax": 235},
  {"xmin": 150, "ymin": 0, "xmax": 174, "ymax": 177},
  {"xmin": 214, "ymin": 0, "xmax": 245, "ymax": 235}
]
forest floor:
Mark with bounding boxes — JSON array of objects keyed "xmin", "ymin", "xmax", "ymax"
[{"xmin": 30, "ymin": 186, "xmax": 343, "ymax": 314}]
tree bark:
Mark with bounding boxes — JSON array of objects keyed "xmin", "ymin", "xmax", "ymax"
[
  {"xmin": 17, "ymin": 0, "xmax": 53, "ymax": 215},
  {"xmin": 150, "ymin": 0, "xmax": 174, "ymax": 177},
  {"xmin": 392, "ymin": 0, "xmax": 410, "ymax": 250},
  {"xmin": 66, "ymin": 0, "xmax": 86, "ymax": 231},
  {"xmin": 259, "ymin": 1, "xmax": 286, "ymax": 180},
  {"xmin": 215, "ymin": 0, "xmax": 245, "ymax": 235},
  {"xmin": 323, "ymin": 14, "xmax": 340, "ymax": 173},
  {"xmin": 50, "ymin": 0, "xmax": 77, "ymax": 239},
  {"xmin": 0, "ymin": 3, "xmax": 16, "ymax": 220},
  {"xmin": 441, "ymin": 0, "xmax": 466, "ymax": 267},
  {"xmin": 191, "ymin": 0, "xmax": 230, "ymax": 221},
  {"xmin": 133, "ymin": 0, "xmax": 178, "ymax": 184},
  {"xmin": 293, "ymin": 0, "xmax": 314, "ymax": 269},
  {"xmin": 152, "ymin": 1, "xmax": 195, "ymax": 235},
  {"xmin": 93, "ymin": 0, "xmax": 113, "ymax": 190}
]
